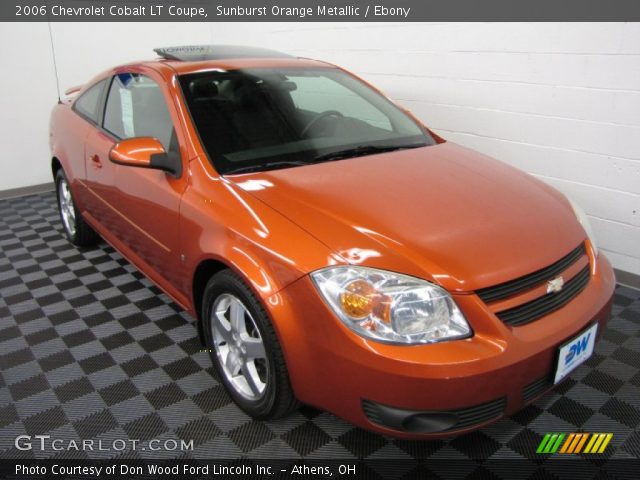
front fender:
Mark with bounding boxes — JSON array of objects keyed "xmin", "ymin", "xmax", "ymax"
[{"xmin": 180, "ymin": 158, "xmax": 342, "ymax": 306}]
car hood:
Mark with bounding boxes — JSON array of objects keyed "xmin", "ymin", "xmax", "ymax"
[{"xmin": 229, "ymin": 142, "xmax": 586, "ymax": 292}]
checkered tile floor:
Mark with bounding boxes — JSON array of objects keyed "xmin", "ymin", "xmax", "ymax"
[{"xmin": 1, "ymin": 192, "xmax": 639, "ymax": 461}]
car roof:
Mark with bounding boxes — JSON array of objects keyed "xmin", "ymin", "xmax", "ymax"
[
  {"xmin": 153, "ymin": 45, "xmax": 292, "ymax": 61},
  {"xmin": 140, "ymin": 45, "xmax": 332, "ymax": 75}
]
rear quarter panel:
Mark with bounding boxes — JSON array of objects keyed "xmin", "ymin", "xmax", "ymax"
[{"xmin": 49, "ymin": 102, "xmax": 95, "ymax": 207}]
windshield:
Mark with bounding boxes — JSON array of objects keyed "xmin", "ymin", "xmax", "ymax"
[{"xmin": 178, "ymin": 67, "xmax": 435, "ymax": 174}]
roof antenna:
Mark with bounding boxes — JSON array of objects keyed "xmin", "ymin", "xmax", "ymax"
[{"xmin": 47, "ymin": 21, "xmax": 61, "ymax": 102}]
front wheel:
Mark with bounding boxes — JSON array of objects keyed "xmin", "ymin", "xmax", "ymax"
[
  {"xmin": 202, "ymin": 270, "xmax": 299, "ymax": 419},
  {"xmin": 55, "ymin": 169, "xmax": 99, "ymax": 247}
]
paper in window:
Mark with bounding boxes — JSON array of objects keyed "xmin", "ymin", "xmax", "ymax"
[{"xmin": 120, "ymin": 88, "xmax": 135, "ymax": 138}]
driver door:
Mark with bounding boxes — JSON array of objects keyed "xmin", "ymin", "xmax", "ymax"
[{"xmin": 85, "ymin": 71, "xmax": 188, "ymax": 299}]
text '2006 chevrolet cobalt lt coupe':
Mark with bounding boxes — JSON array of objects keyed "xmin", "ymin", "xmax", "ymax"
[{"xmin": 49, "ymin": 45, "xmax": 615, "ymax": 438}]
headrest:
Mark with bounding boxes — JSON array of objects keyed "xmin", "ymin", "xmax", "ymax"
[
  {"xmin": 278, "ymin": 81, "xmax": 297, "ymax": 92},
  {"xmin": 189, "ymin": 79, "xmax": 219, "ymax": 99},
  {"xmin": 233, "ymin": 81, "xmax": 263, "ymax": 107}
]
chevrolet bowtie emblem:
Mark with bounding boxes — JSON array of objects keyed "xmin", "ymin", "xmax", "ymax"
[{"xmin": 547, "ymin": 276, "xmax": 565, "ymax": 294}]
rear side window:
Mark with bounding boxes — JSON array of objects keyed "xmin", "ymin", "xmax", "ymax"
[
  {"xmin": 73, "ymin": 79, "xmax": 107, "ymax": 123},
  {"xmin": 103, "ymin": 73, "xmax": 174, "ymax": 151}
]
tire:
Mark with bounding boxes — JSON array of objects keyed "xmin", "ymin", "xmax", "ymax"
[
  {"xmin": 202, "ymin": 269, "xmax": 299, "ymax": 419},
  {"xmin": 55, "ymin": 169, "xmax": 99, "ymax": 247}
]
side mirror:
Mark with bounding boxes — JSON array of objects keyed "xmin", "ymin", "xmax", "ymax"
[{"xmin": 109, "ymin": 137, "xmax": 182, "ymax": 177}]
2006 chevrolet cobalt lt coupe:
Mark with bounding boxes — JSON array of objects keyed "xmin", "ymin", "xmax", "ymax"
[{"xmin": 49, "ymin": 45, "xmax": 615, "ymax": 438}]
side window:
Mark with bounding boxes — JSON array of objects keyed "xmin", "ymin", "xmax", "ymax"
[
  {"xmin": 103, "ymin": 73, "xmax": 175, "ymax": 151},
  {"xmin": 73, "ymin": 79, "xmax": 107, "ymax": 123}
]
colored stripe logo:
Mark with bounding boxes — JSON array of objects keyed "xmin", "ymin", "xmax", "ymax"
[{"xmin": 537, "ymin": 433, "xmax": 613, "ymax": 454}]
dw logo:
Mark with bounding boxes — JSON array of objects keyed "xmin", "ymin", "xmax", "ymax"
[{"xmin": 565, "ymin": 333, "xmax": 591, "ymax": 364}]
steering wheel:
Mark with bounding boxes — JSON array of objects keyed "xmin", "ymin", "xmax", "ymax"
[{"xmin": 301, "ymin": 110, "xmax": 344, "ymax": 137}]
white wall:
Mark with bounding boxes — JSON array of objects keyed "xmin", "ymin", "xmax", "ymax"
[
  {"xmin": 0, "ymin": 23, "xmax": 59, "ymax": 191},
  {"xmin": 0, "ymin": 22, "xmax": 638, "ymax": 276},
  {"xmin": 48, "ymin": 23, "xmax": 212, "ymax": 97},
  {"xmin": 0, "ymin": 22, "xmax": 211, "ymax": 191},
  {"xmin": 209, "ymin": 22, "xmax": 640, "ymax": 276}
]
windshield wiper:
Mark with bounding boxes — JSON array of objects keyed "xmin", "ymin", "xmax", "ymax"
[
  {"xmin": 224, "ymin": 160, "xmax": 310, "ymax": 175},
  {"xmin": 312, "ymin": 143, "xmax": 426, "ymax": 163},
  {"xmin": 223, "ymin": 143, "xmax": 427, "ymax": 174}
]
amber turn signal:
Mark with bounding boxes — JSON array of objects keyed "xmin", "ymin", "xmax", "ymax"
[{"xmin": 340, "ymin": 279, "xmax": 391, "ymax": 323}]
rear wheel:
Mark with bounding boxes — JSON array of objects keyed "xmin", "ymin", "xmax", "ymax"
[
  {"xmin": 202, "ymin": 270, "xmax": 299, "ymax": 419},
  {"xmin": 55, "ymin": 169, "xmax": 99, "ymax": 247}
]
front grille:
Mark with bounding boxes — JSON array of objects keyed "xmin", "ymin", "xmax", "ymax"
[
  {"xmin": 523, "ymin": 375, "xmax": 553, "ymax": 403},
  {"xmin": 450, "ymin": 397, "xmax": 507, "ymax": 430},
  {"xmin": 361, "ymin": 400, "xmax": 387, "ymax": 427},
  {"xmin": 362, "ymin": 396, "xmax": 506, "ymax": 433},
  {"xmin": 496, "ymin": 265, "xmax": 590, "ymax": 326},
  {"xmin": 477, "ymin": 243, "xmax": 586, "ymax": 303}
]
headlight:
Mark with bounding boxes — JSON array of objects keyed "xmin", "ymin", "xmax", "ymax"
[
  {"xmin": 311, "ymin": 266, "xmax": 471, "ymax": 345},
  {"xmin": 568, "ymin": 199, "xmax": 598, "ymax": 256}
]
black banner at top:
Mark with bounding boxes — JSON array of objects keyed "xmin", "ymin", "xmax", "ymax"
[{"xmin": 3, "ymin": 0, "xmax": 640, "ymax": 22}]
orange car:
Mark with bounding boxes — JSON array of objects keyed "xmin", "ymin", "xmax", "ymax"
[{"xmin": 49, "ymin": 45, "xmax": 615, "ymax": 438}]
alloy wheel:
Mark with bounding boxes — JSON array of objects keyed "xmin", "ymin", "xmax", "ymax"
[
  {"xmin": 210, "ymin": 293, "xmax": 268, "ymax": 400},
  {"xmin": 58, "ymin": 177, "xmax": 76, "ymax": 237}
]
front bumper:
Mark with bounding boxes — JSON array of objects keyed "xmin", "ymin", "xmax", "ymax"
[{"xmin": 267, "ymin": 254, "xmax": 616, "ymax": 439}]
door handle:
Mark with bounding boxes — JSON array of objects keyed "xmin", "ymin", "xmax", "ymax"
[{"xmin": 90, "ymin": 154, "xmax": 102, "ymax": 168}]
